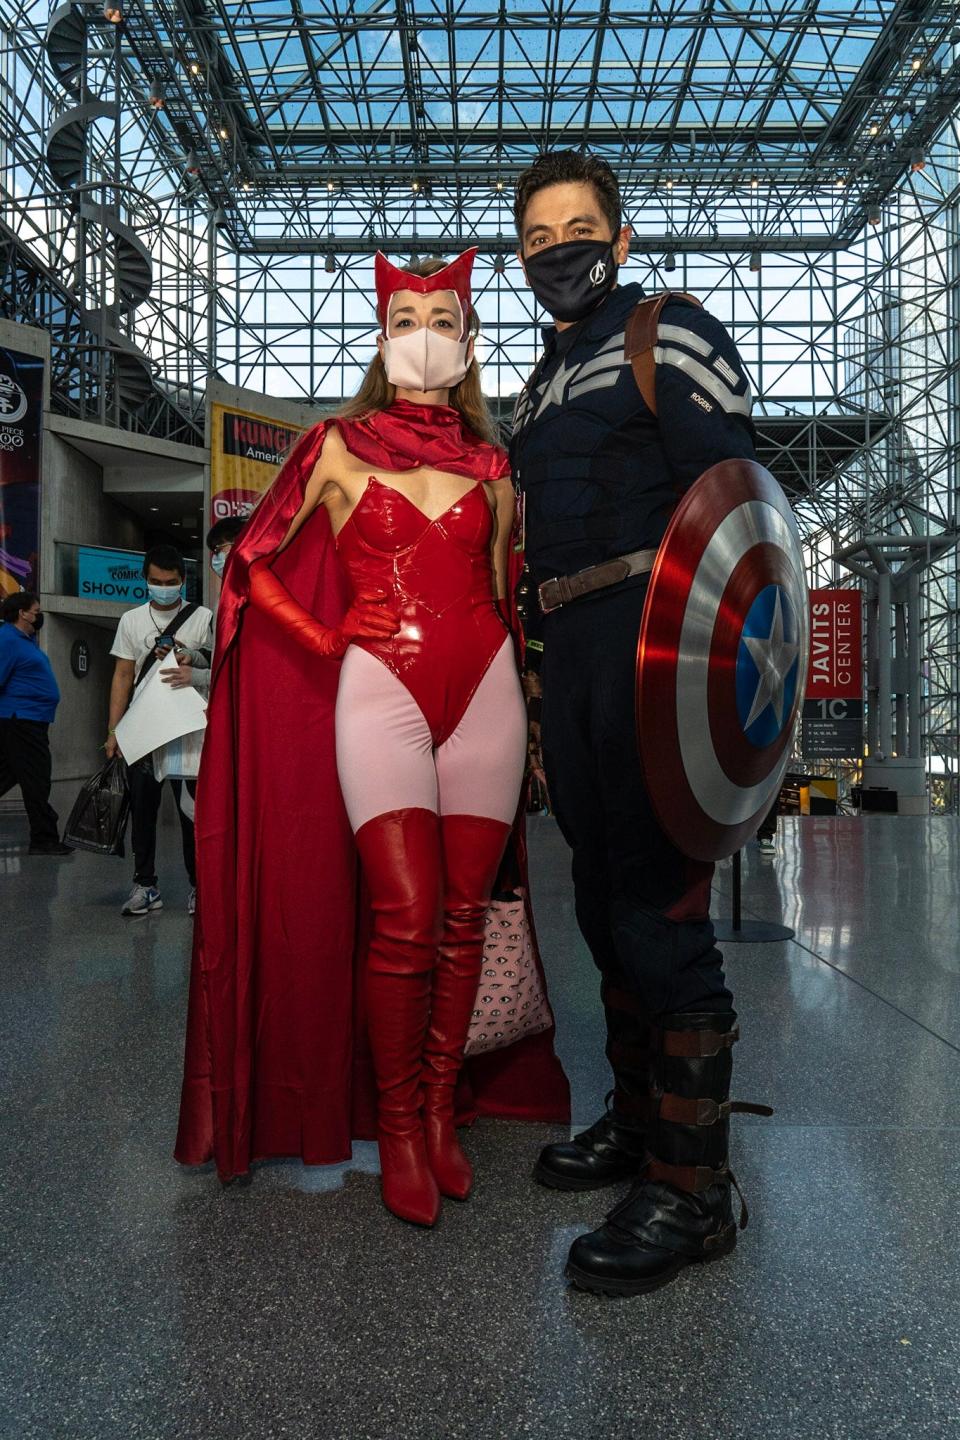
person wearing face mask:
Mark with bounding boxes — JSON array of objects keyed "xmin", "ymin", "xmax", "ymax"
[
  {"xmin": 0, "ymin": 591, "xmax": 71, "ymax": 855},
  {"xmin": 106, "ymin": 545, "xmax": 213, "ymax": 917},
  {"xmin": 158, "ymin": 519, "xmax": 246, "ymax": 700},
  {"xmin": 175, "ymin": 252, "xmax": 569, "ymax": 1225},
  {"xmin": 511, "ymin": 151, "xmax": 760, "ymax": 1297}
]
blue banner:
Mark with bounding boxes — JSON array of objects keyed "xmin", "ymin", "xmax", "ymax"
[{"xmin": 77, "ymin": 547, "xmax": 182, "ymax": 604}]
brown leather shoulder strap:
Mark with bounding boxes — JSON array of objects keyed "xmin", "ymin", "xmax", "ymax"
[{"xmin": 624, "ymin": 290, "xmax": 704, "ymax": 416}]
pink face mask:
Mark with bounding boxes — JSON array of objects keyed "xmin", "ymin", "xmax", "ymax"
[{"xmin": 381, "ymin": 294, "xmax": 470, "ymax": 392}]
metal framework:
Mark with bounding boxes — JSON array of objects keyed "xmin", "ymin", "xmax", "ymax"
[{"xmin": 1, "ymin": 1, "xmax": 958, "ymax": 803}]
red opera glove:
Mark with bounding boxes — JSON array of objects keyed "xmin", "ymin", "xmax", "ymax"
[{"xmin": 248, "ymin": 556, "xmax": 400, "ymax": 658}]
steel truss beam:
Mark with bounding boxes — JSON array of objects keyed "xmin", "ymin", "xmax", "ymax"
[{"xmin": 0, "ymin": 1, "xmax": 957, "ymax": 806}]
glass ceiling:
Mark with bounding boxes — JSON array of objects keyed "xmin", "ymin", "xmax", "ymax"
[{"xmin": 107, "ymin": 0, "xmax": 959, "ymax": 251}]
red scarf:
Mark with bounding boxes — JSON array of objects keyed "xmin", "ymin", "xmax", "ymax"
[{"xmin": 334, "ymin": 399, "xmax": 508, "ymax": 482}]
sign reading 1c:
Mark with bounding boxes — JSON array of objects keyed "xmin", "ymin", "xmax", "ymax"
[{"xmin": 71, "ymin": 639, "xmax": 90, "ymax": 679}]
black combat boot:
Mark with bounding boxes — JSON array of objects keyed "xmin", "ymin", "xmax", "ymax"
[
  {"xmin": 564, "ymin": 1011, "xmax": 772, "ymax": 1295},
  {"xmin": 534, "ymin": 977, "xmax": 652, "ymax": 1191}
]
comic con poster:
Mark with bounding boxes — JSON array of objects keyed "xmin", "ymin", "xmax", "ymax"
[
  {"xmin": 209, "ymin": 402, "xmax": 305, "ymax": 525},
  {"xmin": 0, "ymin": 345, "xmax": 44, "ymax": 596}
]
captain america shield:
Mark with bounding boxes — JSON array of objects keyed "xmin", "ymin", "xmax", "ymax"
[{"xmin": 637, "ymin": 459, "xmax": 809, "ymax": 862}]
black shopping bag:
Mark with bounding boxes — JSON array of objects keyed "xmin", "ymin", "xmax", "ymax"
[{"xmin": 63, "ymin": 756, "xmax": 131, "ymax": 856}]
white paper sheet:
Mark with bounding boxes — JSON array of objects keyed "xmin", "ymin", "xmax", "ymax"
[{"xmin": 114, "ymin": 660, "xmax": 208, "ymax": 766}]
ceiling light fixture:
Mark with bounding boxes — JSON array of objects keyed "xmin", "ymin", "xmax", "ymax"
[
  {"xmin": 749, "ymin": 251, "xmax": 762, "ymax": 273},
  {"xmin": 103, "ymin": 3, "xmax": 122, "ymax": 22},
  {"xmin": 867, "ymin": 204, "xmax": 881, "ymax": 226},
  {"xmin": 148, "ymin": 79, "xmax": 165, "ymax": 110},
  {"xmin": 325, "ymin": 252, "xmax": 337, "ymax": 274},
  {"xmin": 909, "ymin": 148, "xmax": 925, "ymax": 172},
  {"xmin": 664, "ymin": 252, "xmax": 677, "ymax": 272}
]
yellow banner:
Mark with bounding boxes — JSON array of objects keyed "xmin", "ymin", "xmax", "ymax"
[{"xmin": 209, "ymin": 402, "xmax": 306, "ymax": 524}]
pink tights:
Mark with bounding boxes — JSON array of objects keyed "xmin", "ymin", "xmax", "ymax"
[{"xmin": 335, "ymin": 638, "xmax": 527, "ymax": 832}]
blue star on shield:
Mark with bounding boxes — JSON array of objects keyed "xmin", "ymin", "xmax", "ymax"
[{"xmin": 735, "ymin": 585, "xmax": 801, "ymax": 747}]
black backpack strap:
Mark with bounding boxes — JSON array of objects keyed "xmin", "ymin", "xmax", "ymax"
[{"xmin": 134, "ymin": 601, "xmax": 200, "ymax": 690}]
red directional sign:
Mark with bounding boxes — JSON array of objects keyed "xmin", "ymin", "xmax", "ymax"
[
  {"xmin": 807, "ymin": 590, "xmax": 863, "ymax": 698},
  {"xmin": 803, "ymin": 589, "xmax": 863, "ymax": 758}
]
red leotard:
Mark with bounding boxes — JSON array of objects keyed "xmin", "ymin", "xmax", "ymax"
[{"xmin": 335, "ymin": 476, "xmax": 510, "ymax": 745}]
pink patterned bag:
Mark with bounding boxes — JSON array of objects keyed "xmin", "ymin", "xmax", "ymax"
[{"xmin": 465, "ymin": 889, "xmax": 552, "ymax": 1057}]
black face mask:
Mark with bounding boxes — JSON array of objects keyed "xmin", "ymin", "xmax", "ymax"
[
  {"xmin": 523, "ymin": 239, "xmax": 619, "ymax": 323},
  {"xmin": 32, "ymin": 613, "xmax": 44, "ymax": 632}
]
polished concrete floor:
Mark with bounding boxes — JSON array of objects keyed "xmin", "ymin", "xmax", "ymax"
[{"xmin": 2, "ymin": 788, "xmax": 959, "ymax": 1440}]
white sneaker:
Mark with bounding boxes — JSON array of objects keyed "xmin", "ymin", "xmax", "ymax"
[
  {"xmin": 121, "ymin": 883, "xmax": 163, "ymax": 916},
  {"xmin": 188, "ymin": 887, "xmax": 196, "ymax": 916}
]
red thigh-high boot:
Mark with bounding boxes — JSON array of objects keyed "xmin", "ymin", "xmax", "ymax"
[
  {"xmin": 423, "ymin": 814, "xmax": 511, "ymax": 1199},
  {"xmin": 355, "ymin": 807, "xmax": 444, "ymax": 1227}
]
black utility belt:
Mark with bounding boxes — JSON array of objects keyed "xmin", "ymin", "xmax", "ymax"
[{"xmin": 538, "ymin": 547, "xmax": 658, "ymax": 615}]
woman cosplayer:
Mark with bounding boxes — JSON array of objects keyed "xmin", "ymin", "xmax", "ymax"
[{"xmin": 175, "ymin": 250, "xmax": 569, "ymax": 1225}]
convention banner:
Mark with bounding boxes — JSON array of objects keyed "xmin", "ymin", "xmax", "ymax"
[
  {"xmin": 802, "ymin": 588, "xmax": 864, "ymax": 758},
  {"xmin": 209, "ymin": 403, "xmax": 306, "ymax": 525},
  {"xmin": 0, "ymin": 344, "xmax": 45, "ymax": 596}
]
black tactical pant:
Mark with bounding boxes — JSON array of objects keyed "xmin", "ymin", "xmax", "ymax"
[
  {"xmin": 0, "ymin": 717, "xmax": 60, "ymax": 847},
  {"xmin": 540, "ymin": 581, "xmax": 732, "ymax": 1018},
  {"xmin": 129, "ymin": 758, "xmax": 196, "ymax": 888}
]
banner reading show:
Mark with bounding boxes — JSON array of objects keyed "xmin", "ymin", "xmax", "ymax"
[
  {"xmin": 209, "ymin": 403, "xmax": 306, "ymax": 526},
  {"xmin": 0, "ymin": 344, "xmax": 45, "ymax": 596}
]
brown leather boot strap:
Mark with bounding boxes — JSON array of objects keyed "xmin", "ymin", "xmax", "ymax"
[
  {"xmin": 658, "ymin": 1094, "xmax": 774, "ymax": 1126},
  {"xmin": 661, "ymin": 1025, "xmax": 740, "ymax": 1057},
  {"xmin": 646, "ymin": 1160, "xmax": 752, "ymax": 1231},
  {"xmin": 645, "ymin": 1157, "xmax": 728, "ymax": 1192}
]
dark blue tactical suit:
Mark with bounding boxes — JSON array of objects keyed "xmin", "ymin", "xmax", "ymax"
[{"xmin": 511, "ymin": 281, "xmax": 756, "ymax": 1027}]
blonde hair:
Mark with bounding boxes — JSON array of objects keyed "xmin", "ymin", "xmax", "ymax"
[{"xmin": 335, "ymin": 258, "xmax": 499, "ymax": 446}]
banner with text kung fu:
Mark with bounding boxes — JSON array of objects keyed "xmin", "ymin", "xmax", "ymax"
[
  {"xmin": 209, "ymin": 403, "xmax": 307, "ymax": 526},
  {"xmin": 0, "ymin": 344, "xmax": 44, "ymax": 597}
]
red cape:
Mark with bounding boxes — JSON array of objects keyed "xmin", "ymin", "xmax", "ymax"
[{"xmin": 175, "ymin": 420, "xmax": 570, "ymax": 1179}]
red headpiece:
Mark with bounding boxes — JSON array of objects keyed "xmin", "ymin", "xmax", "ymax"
[{"xmin": 374, "ymin": 247, "xmax": 477, "ymax": 335}]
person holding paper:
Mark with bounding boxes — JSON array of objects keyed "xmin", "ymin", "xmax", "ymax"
[{"xmin": 105, "ymin": 545, "xmax": 212, "ymax": 917}]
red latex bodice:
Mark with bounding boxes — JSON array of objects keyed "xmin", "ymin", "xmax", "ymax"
[{"xmin": 336, "ymin": 476, "xmax": 509, "ymax": 744}]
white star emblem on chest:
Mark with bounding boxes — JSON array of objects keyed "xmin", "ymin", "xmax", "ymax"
[{"xmin": 534, "ymin": 363, "xmax": 570, "ymax": 418}]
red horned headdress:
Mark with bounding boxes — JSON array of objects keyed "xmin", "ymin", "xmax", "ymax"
[{"xmin": 374, "ymin": 247, "xmax": 478, "ymax": 336}]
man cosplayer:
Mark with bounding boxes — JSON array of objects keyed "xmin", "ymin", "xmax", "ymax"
[{"xmin": 511, "ymin": 151, "xmax": 767, "ymax": 1296}]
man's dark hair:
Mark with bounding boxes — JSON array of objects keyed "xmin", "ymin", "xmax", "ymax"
[
  {"xmin": 514, "ymin": 150, "xmax": 622, "ymax": 241},
  {"xmin": 206, "ymin": 517, "xmax": 246, "ymax": 552},
  {"xmin": 1, "ymin": 590, "xmax": 39, "ymax": 623},
  {"xmin": 142, "ymin": 544, "xmax": 185, "ymax": 580}
]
